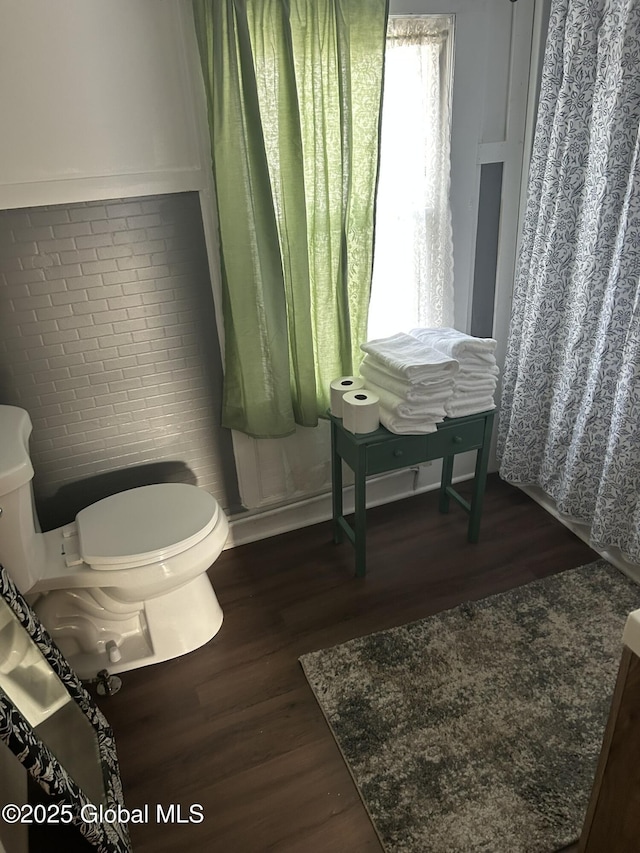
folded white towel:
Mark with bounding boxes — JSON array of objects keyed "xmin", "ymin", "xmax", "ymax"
[
  {"xmin": 445, "ymin": 401, "xmax": 496, "ymax": 418},
  {"xmin": 379, "ymin": 406, "xmax": 441, "ymax": 434},
  {"xmin": 454, "ymin": 378, "xmax": 498, "ymax": 394},
  {"xmin": 410, "ymin": 327, "xmax": 497, "ymax": 363},
  {"xmin": 360, "ymin": 378, "xmax": 449, "ymax": 419},
  {"xmin": 361, "ymin": 333, "xmax": 459, "ymax": 382},
  {"xmin": 446, "ymin": 387, "xmax": 494, "ymax": 405},
  {"xmin": 458, "ymin": 365, "xmax": 500, "ymax": 381},
  {"xmin": 360, "ymin": 357, "xmax": 455, "ymax": 401}
]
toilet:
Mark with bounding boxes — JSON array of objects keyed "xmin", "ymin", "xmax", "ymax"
[{"xmin": 0, "ymin": 405, "xmax": 229, "ymax": 680}]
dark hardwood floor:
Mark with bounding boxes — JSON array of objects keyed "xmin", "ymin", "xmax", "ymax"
[{"xmin": 55, "ymin": 476, "xmax": 600, "ymax": 851}]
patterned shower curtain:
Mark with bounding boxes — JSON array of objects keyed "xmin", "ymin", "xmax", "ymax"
[{"xmin": 498, "ymin": 0, "xmax": 640, "ymax": 562}]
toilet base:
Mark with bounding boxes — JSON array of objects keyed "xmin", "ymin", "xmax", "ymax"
[{"xmin": 36, "ymin": 574, "xmax": 224, "ymax": 681}]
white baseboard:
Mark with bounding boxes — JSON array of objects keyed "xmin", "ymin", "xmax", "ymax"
[
  {"xmin": 517, "ymin": 483, "xmax": 640, "ymax": 585},
  {"xmin": 226, "ymin": 463, "xmax": 476, "ymax": 549}
]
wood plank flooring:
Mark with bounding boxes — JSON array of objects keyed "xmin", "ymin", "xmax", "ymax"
[{"xmin": 38, "ymin": 476, "xmax": 600, "ymax": 851}]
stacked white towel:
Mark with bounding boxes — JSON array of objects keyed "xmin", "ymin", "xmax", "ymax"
[
  {"xmin": 410, "ymin": 327, "xmax": 499, "ymax": 418},
  {"xmin": 359, "ymin": 333, "xmax": 458, "ymax": 433}
]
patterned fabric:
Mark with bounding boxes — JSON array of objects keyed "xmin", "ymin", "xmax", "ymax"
[
  {"xmin": 498, "ymin": 0, "xmax": 640, "ymax": 562},
  {"xmin": 0, "ymin": 565, "xmax": 131, "ymax": 853}
]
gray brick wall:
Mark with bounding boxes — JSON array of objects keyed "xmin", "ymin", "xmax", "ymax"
[{"xmin": 0, "ymin": 193, "xmax": 241, "ymax": 530}]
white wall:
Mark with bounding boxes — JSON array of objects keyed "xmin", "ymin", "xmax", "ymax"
[{"xmin": 0, "ymin": 0, "xmax": 205, "ymax": 209}]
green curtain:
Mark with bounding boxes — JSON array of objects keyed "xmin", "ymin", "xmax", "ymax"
[{"xmin": 193, "ymin": 0, "xmax": 388, "ymax": 437}]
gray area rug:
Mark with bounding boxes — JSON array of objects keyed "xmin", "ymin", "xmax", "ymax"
[{"xmin": 300, "ymin": 561, "xmax": 640, "ymax": 852}]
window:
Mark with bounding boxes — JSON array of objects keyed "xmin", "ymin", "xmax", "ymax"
[{"xmin": 367, "ymin": 16, "xmax": 455, "ymax": 340}]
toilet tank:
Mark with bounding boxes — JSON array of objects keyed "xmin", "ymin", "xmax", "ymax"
[{"xmin": 0, "ymin": 406, "xmax": 43, "ymax": 592}]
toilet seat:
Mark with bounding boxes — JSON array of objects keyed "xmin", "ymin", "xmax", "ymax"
[{"xmin": 75, "ymin": 483, "xmax": 220, "ymax": 571}]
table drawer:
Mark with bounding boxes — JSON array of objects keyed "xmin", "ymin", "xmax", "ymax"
[
  {"xmin": 366, "ymin": 435, "xmax": 428, "ymax": 475},
  {"xmin": 426, "ymin": 419, "xmax": 486, "ymax": 460}
]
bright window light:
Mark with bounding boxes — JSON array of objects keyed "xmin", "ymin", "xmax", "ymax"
[{"xmin": 368, "ymin": 16, "xmax": 455, "ymax": 340}]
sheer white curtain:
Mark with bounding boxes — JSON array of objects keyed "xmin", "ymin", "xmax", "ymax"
[{"xmin": 367, "ymin": 16, "xmax": 454, "ymax": 341}]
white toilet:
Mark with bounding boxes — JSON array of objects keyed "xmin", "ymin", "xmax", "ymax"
[{"xmin": 0, "ymin": 405, "xmax": 229, "ymax": 680}]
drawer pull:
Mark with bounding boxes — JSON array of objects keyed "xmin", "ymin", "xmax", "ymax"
[
  {"xmin": 393, "ymin": 449, "xmax": 404, "ymax": 457},
  {"xmin": 452, "ymin": 435, "xmax": 463, "ymax": 444}
]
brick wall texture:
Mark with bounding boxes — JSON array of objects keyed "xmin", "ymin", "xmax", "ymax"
[{"xmin": 0, "ymin": 193, "xmax": 241, "ymax": 529}]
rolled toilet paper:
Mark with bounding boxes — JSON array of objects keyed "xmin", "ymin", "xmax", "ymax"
[
  {"xmin": 342, "ymin": 390, "xmax": 380, "ymax": 434},
  {"xmin": 330, "ymin": 376, "xmax": 365, "ymax": 417}
]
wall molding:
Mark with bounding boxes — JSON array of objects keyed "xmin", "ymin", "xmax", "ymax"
[
  {"xmin": 0, "ymin": 170, "xmax": 206, "ymax": 213},
  {"xmin": 226, "ymin": 466, "xmax": 475, "ymax": 549}
]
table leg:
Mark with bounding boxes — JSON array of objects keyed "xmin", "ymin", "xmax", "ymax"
[
  {"xmin": 468, "ymin": 411, "xmax": 494, "ymax": 542},
  {"xmin": 330, "ymin": 418, "xmax": 343, "ymax": 544},
  {"xmin": 354, "ymin": 447, "xmax": 367, "ymax": 578},
  {"xmin": 439, "ymin": 455, "xmax": 454, "ymax": 513}
]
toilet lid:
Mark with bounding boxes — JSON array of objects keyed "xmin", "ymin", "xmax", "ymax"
[{"xmin": 76, "ymin": 483, "xmax": 219, "ymax": 569}]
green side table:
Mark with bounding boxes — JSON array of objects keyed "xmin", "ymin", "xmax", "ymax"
[{"xmin": 330, "ymin": 409, "xmax": 496, "ymax": 577}]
